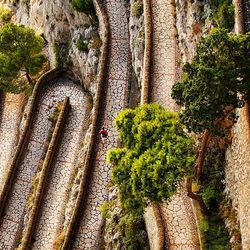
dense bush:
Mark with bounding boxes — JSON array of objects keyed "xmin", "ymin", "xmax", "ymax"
[
  {"xmin": 211, "ymin": 0, "xmax": 235, "ymax": 30},
  {"xmin": 76, "ymin": 36, "xmax": 89, "ymax": 52},
  {"xmin": 198, "ymin": 145, "xmax": 231, "ymax": 249},
  {"xmin": 107, "ymin": 103, "xmax": 195, "ymax": 212},
  {"xmin": 71, "ymin": 0, "xmax": 94, "ymax": 14},
  {"xmin": 0, "ymin": 7, "xmax": 12, "ymax": 23},
  {"xmin": 53, "ymin": 43, "xmax": 71, "ymax": 69},
  {"xmin": 171, "ymin": 28, "xmax": 250, "ymax": 134}
]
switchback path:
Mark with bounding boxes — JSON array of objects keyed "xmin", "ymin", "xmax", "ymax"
[
  {"xmin": 0, "ymin": 75, "xmax": 87, "ymax": 250},
  {"xmin": 0, "ymin": 93, "xmax": 25, "ymax": 190},
  {"xmin": 149, "ymin": 0, "xmax": 200, "ymax": 249},
  {"xmin": 31, "ymin": 79, "xmax": 88, "ymax": 250},
  {"xmin": 72, "ymin": 0, "xmax": 130, "ymax": 248}
]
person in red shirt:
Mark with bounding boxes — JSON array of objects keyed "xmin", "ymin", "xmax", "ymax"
[{"xmin": 99, "ymin": 127, "xmax": 108, "ymax": 142}]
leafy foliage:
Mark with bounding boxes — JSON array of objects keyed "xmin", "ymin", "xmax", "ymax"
[
  {"xmin": 100, "ymin": 198, "xmax": 148, "ymax": 249},
  {"xmin": 71, "ymin": 0, "xmax": 94, "ymax": 14},
  {"xmin": 0, "ymin": 7, "xmax": 12, "ymax": 23},
  {"xmin": 210, "ymin": 0, "xmax": 235, "ymax": 30},
  {"xmin": 53, "ymin": 43, "xmax": 71, "ymax": 69},
  {"xmin": 198, "ymin": 143, "xmax": 231, "ymax": 249},
  {"xmin": 171, "ymin": 28, "xmax": 250, "ymax": 134},
  {"xmin": 0, "ymin": 23, "xmax": 46, "ymax": 93},
  {"xmin": 107, "ymin": 103, "xmax": 195, "ymax": 212},
  {"xmin": 76, "ymin": 36, "xmax": 89, "ymax": 52}
]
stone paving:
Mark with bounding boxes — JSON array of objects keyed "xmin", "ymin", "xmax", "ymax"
[
  {"xmin": 160, "ymin": 188, "xmax": 200, "ymax": 250},
  {"xmin": 0, "ymin": 93, "xmax": 25, "ymax": 190},
  {"xmin": 151, "ymin": 0, "xmax": 178, "ymax": 111},
  {"xmin": 225, "ymin": 107, "xmax": 250, "ymax": 249},
  {"xmin": 0, "ymin": 78, "xmax": 87, "ymax": 250},
  {"xmin": 150, "ymin": 0, "xmax": 200, "ymax": 249},
  {"xmin": 73, "ymin": 1, "xmax": 130, "ymax": 249}
]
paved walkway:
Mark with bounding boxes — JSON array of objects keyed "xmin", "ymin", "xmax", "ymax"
[
  {"xmin": 151, "ymin": 0, "xmax": 177, "ymax": 111},
  {"xmin": 73, "ymin": 1, "xmax": 130, "ymax": 249},
  {"xmin": 0, "ymin": 93, "xmax": 25, "ymax": 191},
  {"xmin": 0, "ymin": 78, "xmax": 87, "ymax": 250},
  {"xmin": 150, "ymin": 0, "xmax": 200, "ymax": 249}
]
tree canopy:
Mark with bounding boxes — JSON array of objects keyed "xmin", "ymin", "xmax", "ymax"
[
  {"xmin": 107, "ymin": 104, "xmax": 195, "ymax": 212},
  {"xmin": 71, "ymin": 0, "xmax": 94, "ymax": 14},
  {"xmin": 0, "ymin": 23, "xmax": 46, "ymax": 93},
  {"xmin": 171, "ymin": 28, "xmax": 250, "ymax": 134}
]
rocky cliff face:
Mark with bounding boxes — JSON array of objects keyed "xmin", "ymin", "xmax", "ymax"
[
  {"xmin": 128, "ymin": 0, "xmax": 145, "ymax": 107},
  {"xmin": 175, "ymin": 0, "xmax": 211, "ymax": 63},
  {"xmin": 1, "ymin": 0, "xmax": 101, "ymax": 96}
]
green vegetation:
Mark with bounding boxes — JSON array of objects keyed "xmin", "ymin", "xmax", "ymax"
[
  {"xmin": 0, "ymin": 23, "xmax": 46, "ymax": 93},
  {"xmin": 210, "ymin": 0, "xmax": 235, "ymax": 30},
  {"xmin": 100, "ymin": 195, "xmax": 148, "ymax": 249},
  {"xmin": 71, "ymin": 0, "xmax": 94, "ymax": 14},
  {"xmin": 198, "ymin": 145, "xmax": 231, "ymax": 249},
  {"xmin": 171, "ymin": 28, "xmax": 250, "ymax": 134},
  {"xmin": 105, "ymin": 104, "xmax": 195, "ymax": 248},
  {"xmin": 0, "ymin": 7, "xmax": 12, "ymax": 23},
  {"xmin": 53, "ymin": 42, "xmax": 71, "ymax": 69},
  {"xmin": 108, "ymin": 103, "xmax": 195, "ymax": 213},
  {"xmin": 131, "ymin": 0, "xmax": 143, "ymax": 17},
  {"xmin": 76, "ymin": 36, "xmax": 89, "ymax": 52}
]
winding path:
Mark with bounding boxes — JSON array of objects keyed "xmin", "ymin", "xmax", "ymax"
[
  {"xmin": 0, "ymin": 74, "xmax": 87, "ymax": 250},
  {"xmin": 0, "ymin": 93, "xmax": 25, "ymax": 190},
  {"xmin": 148, "ymin": 0, "xmax": 200, "ymax": 249},
  {"xmin": 72, "ymin": 0, "xmax": 130, "ymax": 248},
  {"xmin": 150, "ymin": 0, "xmax": 177, "ymax": 111}
]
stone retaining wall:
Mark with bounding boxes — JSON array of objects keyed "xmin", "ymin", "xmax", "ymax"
[
  {"xmin": 19, "ymin": 97, "xmax": 69, "ymax": 249},
  {"xmin": 61, "ymin": 0, "xmax": 110, "ymax": 248},
  {"xmin": 225, "ymin": 2, "xmax": 250, "ymax": 248},
  {"xmin": 0, "ymin": 68, "xmax": 61, "ymax": 220},
  {"xmin": 140, "ymin": 0, "xmax": 152, "ymax": 105}
]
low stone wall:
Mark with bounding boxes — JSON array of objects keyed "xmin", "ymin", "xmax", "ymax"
[
  {"xmin": 140, "ymin": 1, "xmax": 165, "ymax": 249},
  {"xmin": 61, "ymin": 0, "xmax": 110, "ymax": 248},
  {"xmin": 0, "ymin": 68, "xmax": 62, "ymax": 220},
  {"xmin": 144, "ymin": 203, "xmax": 164, "ymax": 250},
  {"xmin": 225, "ymin": 107, "xmax": 250, "ymax": 249},
  {"xmin": 140, "ymin": 0, "xmax": 152, "ymax": 105},
  {"xmin": 19, "ymin": 97, "xmax": 69, "ymax": 249}
]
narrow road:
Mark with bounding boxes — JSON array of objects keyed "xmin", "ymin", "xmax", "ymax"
[
  {"xmin": 0, "ymin": 93, "xmax": 25, "ymax": 190},
  {"xmin": 72, "ymin": 0, "xmax": 130, "ymax": 248},
  {"xmin": 149, "ymin": 0, "xmax": 200, "ymax": 249},
  {"xmin": 0, "ymin": 76, "xmax": 87, "ymax": 250},
  {"xmin": 31, "ymin": 79, "xmax": 88, "ymax": 249},
  {"xmin": 150, "ymin": 0, "xmax": 177, "ymax": 111}
]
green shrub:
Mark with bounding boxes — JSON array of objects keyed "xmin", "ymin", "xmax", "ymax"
[
  {"xmin": 53, "ymin": 43, "xmax": 71, "ymax": 69},
  {"xmin": 107, "ymin": 103, "xmax": 195, "ymax": 212},
  {"xmin": 0, "ymin": 7, "xmax": 12, "ymax": 23},
  {"xmin": 71, "ymin": 0, "xmax": 94, "ymax": 14},
  {"xmin": 76, "ymin": 37, "xmax": 89, "ymax": 52},
  {"xmin": 199, "ymin": 215, "xmax": 230, "ymax": 250},
  {"xmin": 211, "ymin": 0, "xmax": 235, "ymax": 30},
  {"xmin": 197, "ymin": 144, "xmax": 231, "ymax": 249},
  {"xmin": 131, "ymin": 1, "xmax": 143, "ymax": 17}
]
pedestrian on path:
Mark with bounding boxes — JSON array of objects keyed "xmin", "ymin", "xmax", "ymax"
[{"xmin": 99, "ymin": 127, "xmax": 108, "ymax": 142}]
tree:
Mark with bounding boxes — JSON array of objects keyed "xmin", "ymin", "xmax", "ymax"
[
  {"xmin": 107, "ymin": 104, "xmax": 196, "ymax": 212},
  {"xmin": 0, "ymin": 23, "xmax": 46, "ymax": 93},
  {"xmin": 172, "ymin": 28, "xmax": 250, "ymax": 134},
  {"xmin": 171, "ymin": 28, "xmax": 250, "ymax": 178}
]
